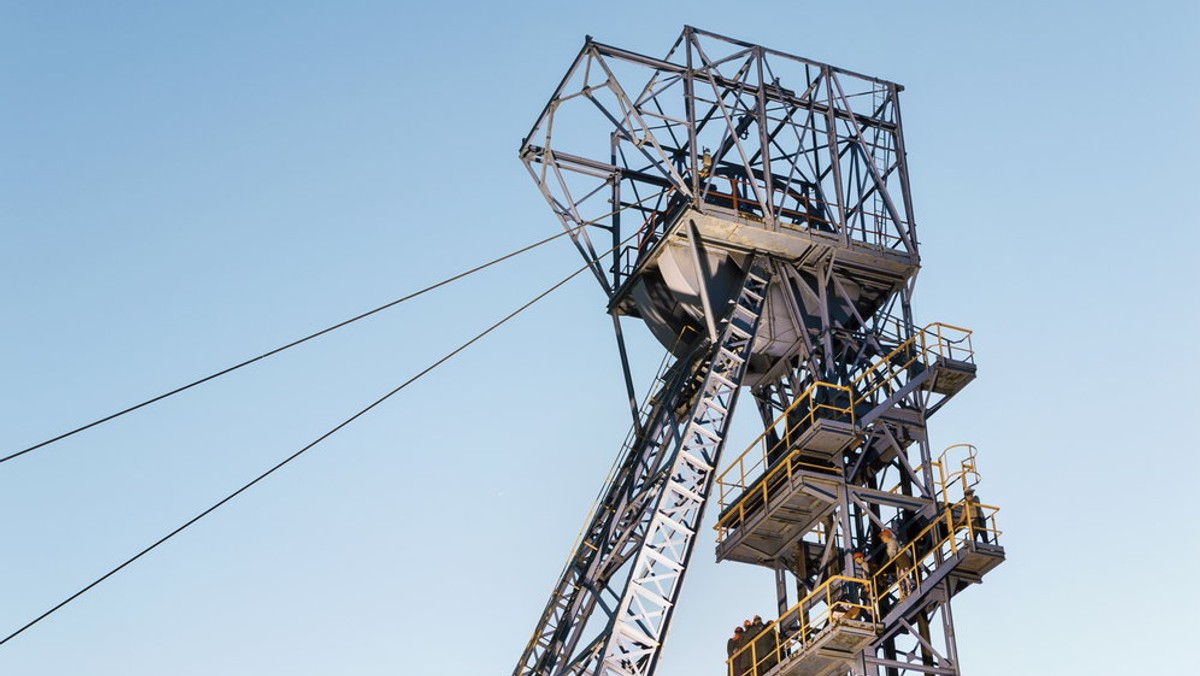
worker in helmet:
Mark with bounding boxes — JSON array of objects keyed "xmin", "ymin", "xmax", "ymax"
[
  {"xmin": 880, "ymin": 528, "xmax": 915, "ymax": 599},
  {"xmin": 963, "ymin": 488, "xmax": 989, "ymax": 543},
  {"xmin": 847, "ymin": 551, "xmax": 873, "ymax": 620},
  {"xmin": 727, "ymin": 625, "xmax": 745, "ymax": 675},
  {"xmin": 728, "ymin": 624, "xmax": 754, "ymax": 676},
  {"xmin": 751, "ymin": 614, "xmax": 777, "ymax": 673}
]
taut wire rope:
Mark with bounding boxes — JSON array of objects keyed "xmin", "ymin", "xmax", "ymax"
[
  {"xmin": 2, "ymin": 188, "xmax": 668, "ymax": 466},
  {"xmin": 0, "ymin": 225, "xmax": 645, "ymax": 647}
]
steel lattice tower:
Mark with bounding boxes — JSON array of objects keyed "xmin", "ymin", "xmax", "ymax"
[{"xmin": 514, "ymin": 27, "xmax": 1004, "ymax": 676}]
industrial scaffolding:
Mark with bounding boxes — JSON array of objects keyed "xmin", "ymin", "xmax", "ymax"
[{"xmin": 513, "ymin": 26, "xmax": 1004, "ymax": 676}]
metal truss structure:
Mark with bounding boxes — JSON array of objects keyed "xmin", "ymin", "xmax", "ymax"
[{"xmin": 515, "ymin": 27, "xmax": 1004, "ymax": 676}]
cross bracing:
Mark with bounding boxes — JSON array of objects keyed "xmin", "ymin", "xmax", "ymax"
[
  {"xmin": 520, "ymin": 27, "xmax": 918, "ymax": 299},
  {"xmin": 0, "ymin": 25, "xmax": 1005, "ymax": 675},
  {"xmin": 516, "ymin": 27, "xmax": 1004, "ymax": 676},
  {"xmin": 514, "ymin": 261, "xmax": 772, "ymax": 676}
]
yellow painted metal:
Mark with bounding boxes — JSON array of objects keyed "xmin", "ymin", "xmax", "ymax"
[
  {"xmin": 904, "ymin": 443, "xmax": 979, "ymax": 503},
  {"xmin": 714, "ymin": 323, "xmax": 974, "ymax": 540},
  {"xmin": 721, "ymin": 497, "xmax": 1001, "ymax": 674},
  {"xmin": 870, "ymin": 501, "xmax": 1001, "ymax": 605},
  {"xmin": 714, "ymin": 379, "xmax": 853, "ymax": 538},
  {"xmin": 725, "ymin": 574, "xmax": 877, "ymax": 676}
]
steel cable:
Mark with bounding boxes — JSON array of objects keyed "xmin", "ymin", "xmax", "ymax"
[
  {"xmin": 0, "ymin": 227, "xmax": 642, "ymax": 647},
  {"xmin": 2, "ymin": 184, "xmax": 669, "ymax": 467},
  {"xmin": 0, "ymin": 228, "xmax": 580, "ymax": 466}
]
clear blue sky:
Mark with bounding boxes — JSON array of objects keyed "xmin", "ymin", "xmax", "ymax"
[{"xmin": 2, "ymin": 1, "xmax": 1197, "ymax": 674}]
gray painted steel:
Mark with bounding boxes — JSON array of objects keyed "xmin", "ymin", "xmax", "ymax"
[{"xmin": 515, "ymin": 26, "xmax": 1003, "ymax": 676}]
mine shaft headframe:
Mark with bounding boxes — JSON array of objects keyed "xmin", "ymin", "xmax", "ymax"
[{"xmin": 519, "ymin": 25, "xmax": 919, "ymax": 300}]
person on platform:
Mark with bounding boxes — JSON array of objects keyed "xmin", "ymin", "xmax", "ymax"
[
  {"xmin": 727, "ymin": 625, "xmax": 746, "ymax": 676},
  {"xmin": 847, "ymin": 550, "xmax": 873, "ymax": 619},
  {"xmin": 738, "ymin": 618, "xmax": 757, "ymax": 674},
  {"xmin": 963, "ymin": 488, "xmax": 989, "ymax": 543},
  {"xmin": 880, "ymin": 528, "xmax": 915, "ymax": 598},
  {"xmin": 751, "ymin": 614, "xmax": 778, "ymax": 673}
]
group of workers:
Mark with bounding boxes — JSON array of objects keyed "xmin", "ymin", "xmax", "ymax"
[
  {"xmin": 867, "ymin": 487, "xmax": 993, "ymax": 603},
  {"xmin": 726, "ymin": 615, "xmax": 778, "ymax": 676},
  {"xmin": 724, "ymin": 489, "xmax": 993, "ymax": 675},
  {"xmin": 834, "ymin": 525, "xmax": 917, "ymax": 613}
]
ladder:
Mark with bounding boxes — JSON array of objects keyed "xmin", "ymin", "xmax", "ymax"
[{"xmin": 513, "ymin": 257, "xmax": 772, "ymax": 676}]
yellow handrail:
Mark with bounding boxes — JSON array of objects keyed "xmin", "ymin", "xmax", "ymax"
[
  {"xmin": 900, "ymin": 443, "xmax": 978, "ymax": 502},
  {"xmin": 714, "ymin": 379, "xmax": 852, "ymax": 515},
  {"xmin": 725, "ymin": 574, "xmax": 876, "ymax": 676},
  {"xmin": 723, "ymin": 500, "xmax": 1001, "ymax": 674},
  {"xmin": 937, "ymin": 443, "xmax": 979, "ymax": 503},
  {"xmin": 871, "ymin": 501, "xmax": 1001, "ymax": 603},
  {"xmin": 715, "ymin": 323, "xmax": 974, "ymax": 538}
]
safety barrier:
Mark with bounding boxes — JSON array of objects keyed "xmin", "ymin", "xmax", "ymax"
[
  {"xmin": 725, "ymin": 575, "xmax": 876, "ymax": 676},
  {"xmin": 715, "ymin": 324, "xmax": 973, "ymax": 540},
  {"xmin": 930, "ymin": 443, "xmax": 979, "ymax": 504},
  {"xmin": 870, "ymin": 500, "xmax": 1001, "ymax": 606},
  {"xmin": 698, "ymin": 174, "xmax": 911, "ymax": 251},
  {"xmin": 889, "ymin": 443, "xmax": 979, "ymax": 504},
  {"xmin": 715, "ymin": 380, "xmax": 852, "ymax": 536},
  {"xmin": 617, "ymin": 170, "xmax": 924, "ymax": 276}
]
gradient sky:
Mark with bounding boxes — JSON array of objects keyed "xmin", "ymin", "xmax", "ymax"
[{"xmin": 2, "ymin": 1, "xmax": 1197, "ymax": 674}]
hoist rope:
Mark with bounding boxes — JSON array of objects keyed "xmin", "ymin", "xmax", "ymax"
[
  {"xmin": 2, "ymin": 186, "xmax": 669, "ymax": 466},
  {"xmin": 0, "ymin": 225, "xmax": 644, "ymax": 647},
  {"xmin": 0, "ymin": 228, "xmax": 574, "ymax": 466}
]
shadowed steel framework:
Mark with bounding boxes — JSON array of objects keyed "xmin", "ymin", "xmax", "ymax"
[{"xmin": 514, "ymin": 26, "xmax": 1004, "ymax": 676}]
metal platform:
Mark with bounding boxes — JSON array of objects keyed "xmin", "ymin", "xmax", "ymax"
[
  {"xmin": 924, "ymin": 357, "xmax": 976, "ymax": 397},
  {"xmin": 878, "ymin": 538, "xmax": 1005, "ymax": 626},
  {"xmin": 875, "ymin": 406, "xmax": 925, "ymax": 435},
  {"xmin": 715, "ymin": 417, "xmax": 857, "ymax": 566},
  {"xmin": 792, "ymin": 419, "xmax": 858, "ymax": 459},
  {"xmin": 716, "ymin": 465, "xmax": 841, "ymax": 565},
  {"xmin": 948, "ymin": 540, "xmax": 1005, "ymax": 587},
  {"xmin": 771, "ymin": 619, "xmax": 880, "ymax": 676}
]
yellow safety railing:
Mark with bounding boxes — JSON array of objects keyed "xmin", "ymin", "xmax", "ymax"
[
  {"xmin": 715, "ymin": 323, "xmax": 974, "ymax": 541},
  {"xmin": 934, "ymin": 443, "xmax": 980, "ymax": 503},
  {"xmin": 845, "ymin": 322, "xmax": 972, "ymax": 413},
  {"xmin": 871, "ymin": 500, "xmax": 1001, "ymax": 606},
  {"xmin": 848, "ymin": 339, "xmax": 919, "ymax": 407},
  {"xmin": 921, "ymin": 322, "xmax": 975, "ymax": 364},
  {"xmin": 715, "ymin": 380, "xmax": 853, "ymax": 536},
  {"xmin": 725, "ymin": 574, "xmax": 876, "ymax": 676},
  {"xmin": 895, "ymin": 443, "xmax": 979, "ymax": 503}
]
